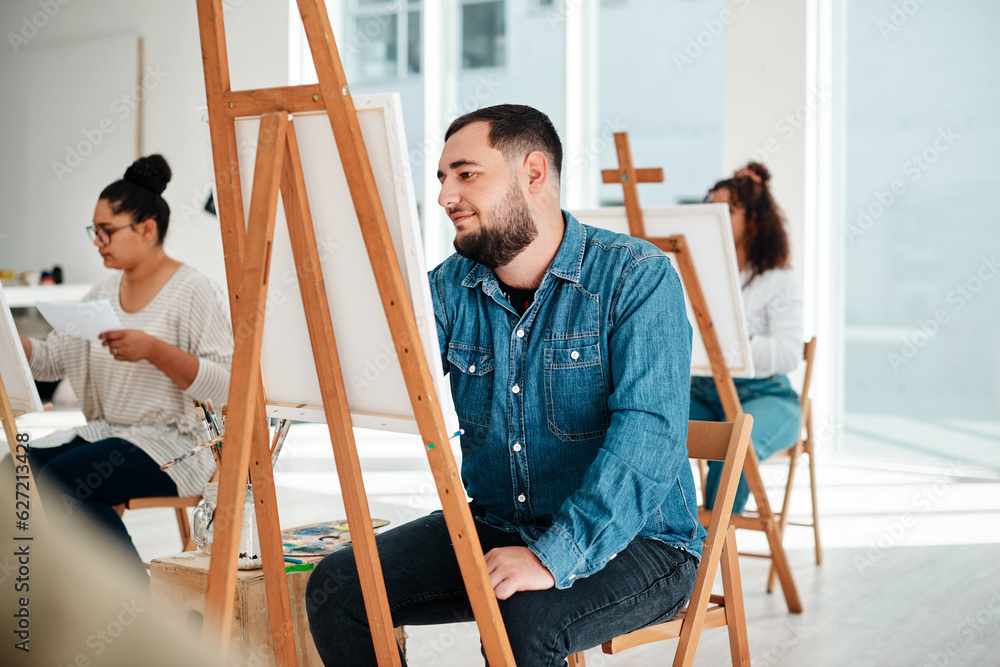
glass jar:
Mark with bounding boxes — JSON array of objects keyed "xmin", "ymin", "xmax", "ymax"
[{"xmin": 191, "ymin": 481, "xmax": 262, "ymax": 570}]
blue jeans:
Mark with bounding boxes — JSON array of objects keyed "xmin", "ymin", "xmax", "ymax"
[
  {"xmin": 690, "ymin": 376, "xmax": 802, "ymax": 514},
  {"xmin": 3, "ymin": 436, "xmax": 177, "ymax": 580},
  {"xmin": 305, "ymin": 511, "xmax": 698, "ymax": 666}
]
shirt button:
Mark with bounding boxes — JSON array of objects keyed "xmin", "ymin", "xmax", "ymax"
[
  {"xmin": 513, "ymin": 443, "xmax": 522, "ymax": 452},
  {"xmin": 516, "ymin": 329, "xmax": 525, "ymax": 338},
  {"xmin": 570, "ymin": 350, "xmax": 580, "ymax": 360},
  {"xmin": 517, "ymin": 494, "xmax": 526, "ymax": 502},
  {"xmin": 511, "ymin": 384, "xmax": 520, "ymax": 394},
  {"xmin": 610, "ymin": 553, "xmax": 618, "ymax": 560},
  {"xmin": 568, "ymin": 574, "xmax": 576, "ymax": 580},
  {"xmin": 468, "ymin": 364, "xmax": 476, "ymax": 373}
]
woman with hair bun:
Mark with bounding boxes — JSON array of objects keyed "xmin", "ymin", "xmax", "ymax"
[
  {"xmin": 16, "ymin": 155, "xmax": 232, "ymax": 577},
  {"xmin": 693, "ymin": 162, "xmax": 804, "ymax": 514}
]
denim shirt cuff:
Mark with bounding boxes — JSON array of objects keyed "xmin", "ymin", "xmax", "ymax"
[{"xmin": 527, "ymin": 524, "xmax": 584, "ymax": 589}]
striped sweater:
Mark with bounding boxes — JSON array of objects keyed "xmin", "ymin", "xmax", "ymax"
[{"xmin": 28, "ymin": 264, "xmax": 232, "ymax": 496}]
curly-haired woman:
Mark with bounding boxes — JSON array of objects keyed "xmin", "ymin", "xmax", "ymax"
[{"xmin": 693, "ymin": 162, "xmax": 804, "ymax": 514}]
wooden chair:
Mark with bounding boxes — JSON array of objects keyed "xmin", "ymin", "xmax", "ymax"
[
  {"xmin": 760, "ymin": 336, "xmax": 820, "ymax": 590},
  {"xmin": 114, "ymin": 468, "xmax": 221, "ymax": 553},
  {"xmin": 568, "ymin": 414, "xmax": 754, "ymax": 667},
  {"xmin": 697, "ymin": 338, "xmax": 821, "ymax": 594}
]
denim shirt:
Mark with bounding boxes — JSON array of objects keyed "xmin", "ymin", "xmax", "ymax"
[{"xmin": 430, "ymin": 211, "xmax": 706, "ymax": 589}]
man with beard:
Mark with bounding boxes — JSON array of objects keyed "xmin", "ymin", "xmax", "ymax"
[{"xmin": 306, "ymin": 105, "xmax": 704, "ymax": 666}]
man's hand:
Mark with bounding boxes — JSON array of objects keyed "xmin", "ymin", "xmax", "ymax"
[
  {"xmin": 484, "ymin": 546, "xmax": 555, "ymax": 600},
  {"xmin": 98, "ymin": 329, "xmax": 157, "ymax": 362}
]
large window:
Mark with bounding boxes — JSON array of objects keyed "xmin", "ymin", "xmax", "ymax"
[
  {"xmin": 462, "ymin": 1, "xmax": 505, "ymax": 69},
  {"xmin": 596, "ymin": 0, "xmax": 724, "ymax": 207},
  {"xmin": 840, "ymin": 0, "xmax": 1000, "ymax": 472},
  {"xmin": 348, "ymin": 1, "xmax": 421, "ymax": 82},
  {"xmin": 346, "ymin": 0, "xmax": 507, "ymax": 82}
]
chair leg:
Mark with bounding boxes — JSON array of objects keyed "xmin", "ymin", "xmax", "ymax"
[
  {"xmin": 806, "ymin": 436, "xmax": 822, "ymax": 565},
  {"xmin": 744, "ymin": 446, "xmax": 802, "ymax": 613},
  {"xmin": 697, "ymin": 459, "xmax": 708, "ymax": 504},
  {"xmin": 175, "ymin": 507, "xmax": 195, "ymax": 552},
  {"xmin": 768, "ymin": 446, "xmax": 800, "ymax": 592},
  {"xmin": 720, "ymin": 526, "xmax": 750, "ymax": 667},
  {"xmin": 567, "ymin": 652, "xmax": 586, "ymax": 666}
]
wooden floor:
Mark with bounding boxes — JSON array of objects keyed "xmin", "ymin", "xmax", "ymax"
[{"xmin": 13, "ymin": 416, "xmax": 1000, "ymax": 666}]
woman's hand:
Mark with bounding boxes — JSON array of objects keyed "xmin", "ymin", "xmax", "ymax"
[
  {"xmin": 98, "ymin": 329, "xmax": 157, "ymax": 362},
  {"xmin": 98, "ymin": 329, "xmax": 199, "ymax": 390}
]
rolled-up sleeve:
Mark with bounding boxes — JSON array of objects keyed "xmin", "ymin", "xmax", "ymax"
[{"xmin": 180, "ymin": 280, "xmax": 233, "ymax": 406}]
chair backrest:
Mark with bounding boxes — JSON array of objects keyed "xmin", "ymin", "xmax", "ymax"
[
  {"xmin": 799, "ymin": 336, "xmax": 818, "ymax": 409},
  {"xmin": 687, "ymin": 415, "xmax": 753, "ymax": 547}
]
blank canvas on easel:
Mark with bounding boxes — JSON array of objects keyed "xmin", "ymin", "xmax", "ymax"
[
  {"xmin": 0, "ymin": 284, "xmax": 43, "ymax": 416},
  {"xmin": 207, "ymin": 93, "xmax": 455, "ymax": 433}
]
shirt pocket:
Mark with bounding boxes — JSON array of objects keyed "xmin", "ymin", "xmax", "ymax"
[
  {"xmin": 544, "ymin": 343, "xmax": 609, "ymax": 442},
  {"xmin": 447, "ymin": 344, "xmax": 494, "ymax": 428}
]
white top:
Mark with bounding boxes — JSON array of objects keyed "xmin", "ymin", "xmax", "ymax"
[
  {"xmin": 28, "ymin": 265, "xmax": 232, "ymax": 496},
  {"xmin": 741, "ymin": 267, "xmax": 804, "ymax": 378}
]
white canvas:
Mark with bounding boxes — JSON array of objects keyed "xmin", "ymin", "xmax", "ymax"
[
  {"xmin": 571, "ymin": 205, "xmax": 755, "ymax": 378},
  {"xmin": 0, "ymin": 284, "xmax": 44, "ymax": 416},
  {"xmin": 217, "ymin": 94, "xmax": 455, "ymax": 433}
]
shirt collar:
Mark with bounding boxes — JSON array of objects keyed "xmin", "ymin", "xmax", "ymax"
[{"xmin": 460, "ymin": 210, "xmax": 587, "ymax": 289}]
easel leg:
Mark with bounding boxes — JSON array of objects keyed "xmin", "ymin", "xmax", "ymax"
[
  {"xmin": 281, "ymin": 121, "xmax": 401, "ymax": 666},
  {"xmin": 203, "ymin": 112, "xmax": 295, "ymax": 663},
  {"xmin": 742, "ymin": 446, "xmax": 802, "ymax": 613},
  {"xmin": 666, "ymin": 234, "xmax": 802, "ymax": 613},
  {"xmin": 248, "ymin": 385, "xmax": 299, "ymax": 666}
]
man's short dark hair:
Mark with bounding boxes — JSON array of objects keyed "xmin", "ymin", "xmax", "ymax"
[{"xmin": 445, "ymin": 104, "xmax": 563, "ymax": 185}]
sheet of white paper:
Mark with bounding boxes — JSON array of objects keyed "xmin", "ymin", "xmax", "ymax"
[{"xmin": 35, "ymin": 299, "xmax": 123, "ymax": 341}]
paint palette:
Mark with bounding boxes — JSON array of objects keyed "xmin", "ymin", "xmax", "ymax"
[{"xmin": 281, "ymin": 518, "xmax": 390, "ymax": 556}]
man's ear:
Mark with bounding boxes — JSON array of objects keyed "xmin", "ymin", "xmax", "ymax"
[{"xmin": 523, "ymin": 151, "xmax": 549, "ymax": 195}]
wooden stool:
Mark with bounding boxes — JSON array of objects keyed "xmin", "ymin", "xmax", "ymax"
[{"xmin": 150, "ymin": 552, "xmax": 406, "ymax": 666}]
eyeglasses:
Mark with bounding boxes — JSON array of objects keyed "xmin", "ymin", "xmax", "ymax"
[{"xmin": 86, "ymin": 222, "xmax": 137, "ymax": 245}]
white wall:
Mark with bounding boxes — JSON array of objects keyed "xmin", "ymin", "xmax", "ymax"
[
  {"xmin": 0, "ymin": 0, "xmax": 290, "ymax": 289},
  {"xmin": 722, "ymin": 0, "xmax": 810, "ymax": 286}
]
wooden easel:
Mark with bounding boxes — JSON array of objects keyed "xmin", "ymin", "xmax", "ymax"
[
  {"xmin": 196, "ymin": 1, "xmax": 515, "ymax": 665},
  {"xmin": 602, "ymin": 132, "xmax": 802, "ymax": 613}
]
